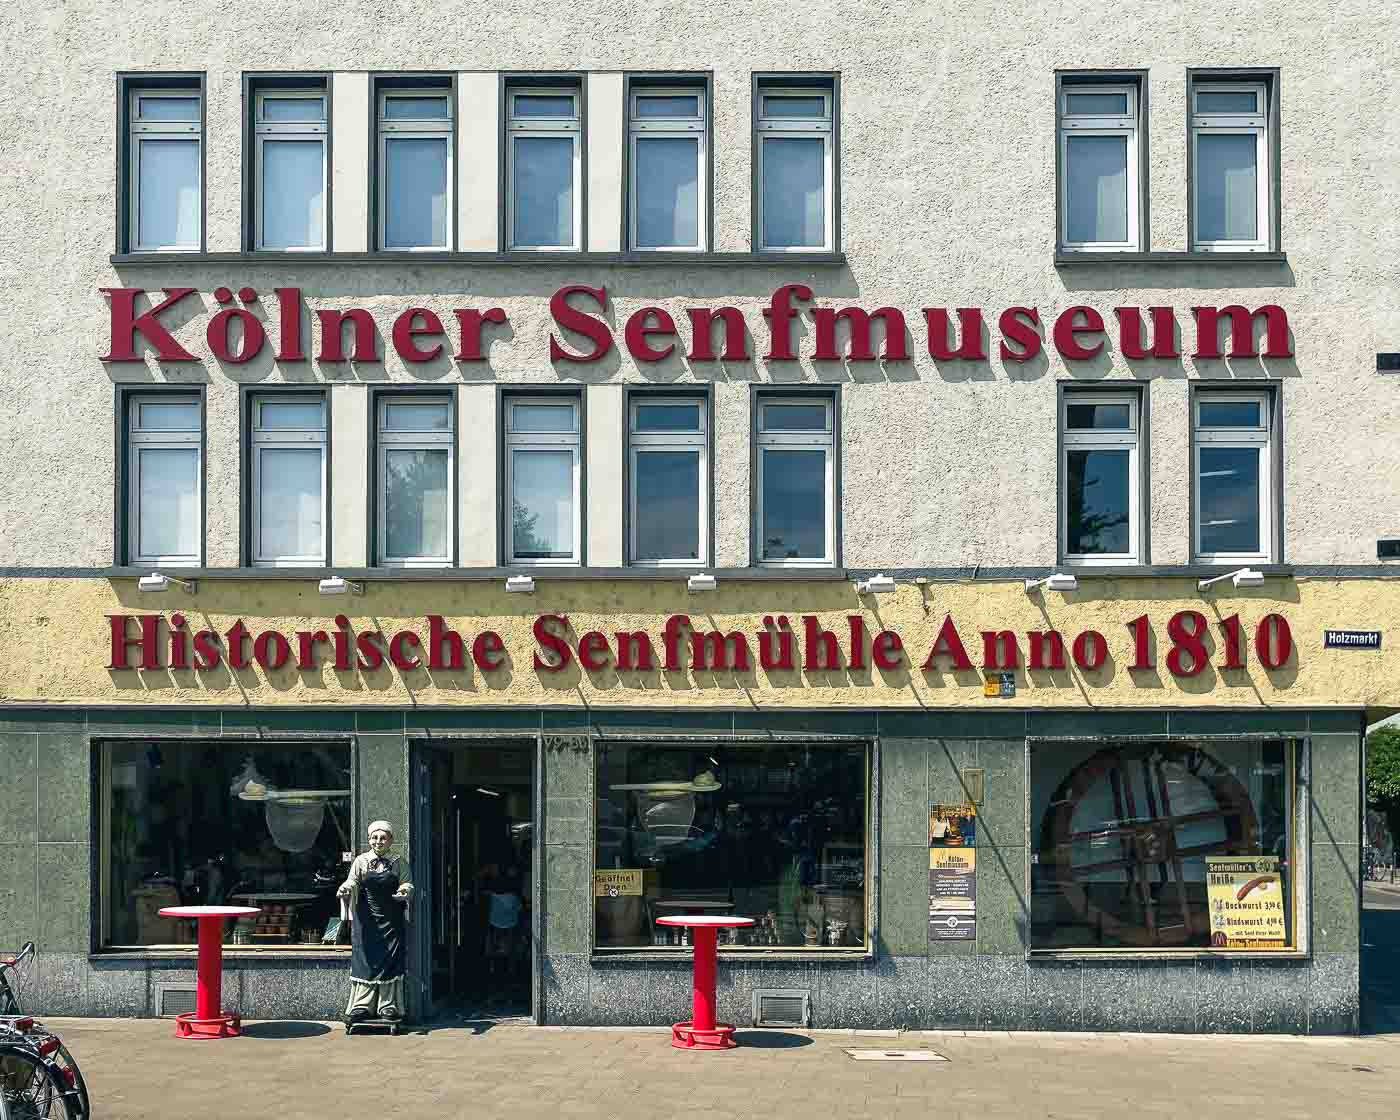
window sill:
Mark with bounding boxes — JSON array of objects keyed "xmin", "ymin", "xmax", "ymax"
[
  {"xmin": 93, "ymin": 565, "xmax": 854, "ymax": 582},
  {"xmin": 592, "ymin": 948, "xmax": 873, "ymax": 964},
  {"xmin": 1028, "ymin": 948, "xmax": 1305, "ymax": 962},
  {"xmin": 1055, "ymin": 250, "xmax": 1287, "ymax": 266},
  {"xmin": 92, "ymin": 947, "xmax": 349, "ymax": 961},
  {"xmin": 110, "ymin": 250, "xmax": 849, "ymax": 267},
  {"xmin": 1052, "ymin": 564, "xmax": 1294, "ymax": 579}
]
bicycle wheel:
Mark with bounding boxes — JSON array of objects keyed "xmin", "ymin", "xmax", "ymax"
[
  {"xmin": 51, "ymin": 1045, "xmax": 88, "ymax": 1120},
  {"xmin": 0, "ymin": 1048, "xmax": 78, "ymax": 1119}
]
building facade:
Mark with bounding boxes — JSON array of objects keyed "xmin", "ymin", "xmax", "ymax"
[{"xmin": 0, "ymin": 2, "xmax": 1396, "ymax": 1033}]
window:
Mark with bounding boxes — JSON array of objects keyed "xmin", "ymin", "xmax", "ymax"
[
  {"xmin": 127, "ymin": 394, "xmax": 202, "ymax": 566},
  {"xmin": 377, "ymin": 85, "xmax": 452, "ymax": 250},
  {"xmin": 251, "ymin": 395, "xmax": 327, "ymax": 566},
  {"xmin": 1030, "ymin": 738, "xmax": 1298, "ymax": 952},
  {"xmin": 1193, "ymin": 389, "xmax": 1274, "ymax": 563},
  {"xmin": 594, "ymin": 741, "xmax": 869, "ymax": 951},
  {"xmin": 1057, "ymin": 79, "xmax": 1141, "ymax": 252},
  {"xmin": 1060, "ymin": 391, "xmax": 1141, "ymax": 565},
  {"xmin": 755, "ymin": 395, "xmax": 836, "ymax": 566},
  {"xmin": 1190, "ymin": 78, "xmax": 1271, "ymax": 251},
  {"xmin": 100, "ymin": 741, "xmax": 352, "ymax": 951},
  {"xmin": 126, "ymin": 86, "xmax": 202, "ymax": 252},
  {"xmin": 628, "ymin": 396, "xmax": 708, "ymax": 565},
  {"xmin": 376, "ymin": 395, "xmax": 453, "ymax": 566},
  {"xmin": 506, "ymin": 396, "xmax": 581, "ymax": 565},
  {"xmin": 255, "ymin": 88, "xmax": 327, "ymax": 250},
  {"xmin": 755, "ymin": 82, "xmax": 835, "ymax": 251},
  {"xmin": 628, "ymin": 85, "xmax": 706, "ymax": 251},
  {"xmin": 506, "ymin": 86, "xmax": 581, "ymax": 251}
]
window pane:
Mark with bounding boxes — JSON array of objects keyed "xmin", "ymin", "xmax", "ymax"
[
  {"xmin": 261, "ymin": 140, "xmax": 324, "ymax": 248},
  {"xmin": 595, "ymin": 743, "xmax": 868, "ymax": 949},
  {"xmin": 635, "ymin": 94, "xmax": 700, "ymax": 118},
  {"xmin": 1030, "ymin": 739, "xmax": 1292, "ymax": 951},
  {"xmin": 261, "ymin": 96, "xmax": 324, "ymax": 122},
  {"xmin": 258, "ymin": 400, "xmax": 324, "ymax": 429},
  {"xmin": 1065, "ymin": 134, "xmax": 1128, "ymax": 244},
  {"xmin": 384, "ymin": 448, "xmax": 449, "ymax": 559},
  {"xmin": 385, "ymin": 136, "xmax": 448, "ymax": 248},
  {"xmin": 136, "ymin": 400, "xmax": 200, "ymax": 431},
  {"xmin": 1197, "ymin": 90, "xmax": 1258, "ymax": 114},
  {"xmin": 761, "ymin": 448, "xmax": 826, "ymax": 560},
  {"xmin": 635, "ymin": 450, "xmax": 699, "ymax": 561},
  {"xmin": 383, "ymin": 401, "xmax": 451, "ymax": 431},
  {"xmin": 762, "ymin": 95, "xmax": 826, "ymax": 118},
  {"xmin": 1196, "ymin": 133, "xmax": 1258, "ymax": 242},
  {"xmin": 105, "ymin": 742, "xmax": 351, "ymax": 947},
  {"xmin": 258, "ymin": 447, "xmax": 322, "ymax": 559},
  {"xmin": 1066, "ymin": 91, "xmax": 1129, "ymax": 115},
  {"xmin": 1065, "ymin": 402, "xmax": 1130, "ymax": 430},
  {"xmin": 635, "ymin": 136, "xmax": 700, "ymax": 248},
  {"xmin": 762, "ymin": 403, "xmax": 828, "ymax": 431},
  {"xmin": 761, "ymin": 136, "xmax": 825, "ymax": 248},
  {"xmin": 382, "ymin": 96, "xmax": 450, "ymax": 120},
  {"xmin": 511, "ymin": 402, "xmax": 575, "ymax": 433},
  {"xmin": 137, "ymin": 447, "xmax": 198, "ymax": 558},
  {"xmin": 138, "ymin": 95, "xmax": 200, "ymax": 121},
  {"xmin": 137, "ymin": 139, "xmax": 200, "ymax": 248},
  {"xmin": 512, "ymin": 449, "xmax": 574, "ymax": 559},
  {"xmin": 1198, "ymin": 400, "xmax": 1262, "ymax": 428},
  {"xmin": 513, "ymin": 135, "xmax": 574, "ymax": 247},
  {"xmin": 635, "ymin": 402, "xmax": 701, "ymax": 432},
  {"xmin": 513, "ymin": 94, "xmax": 574, "ymax": 118},
  {"xmin": 1065, "ymin": 448, "xmax": 1130, "ymax": 555},
  {"xmin": 1199, "ymin": 446, "xmax": 1261, "ymax": 555}
]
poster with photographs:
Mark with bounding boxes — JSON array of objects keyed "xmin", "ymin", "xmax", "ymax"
[{"xmin": 928, "ymin": 803, "xmax": 977, "ymax": 941}]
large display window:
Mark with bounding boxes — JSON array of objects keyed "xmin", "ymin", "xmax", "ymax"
[
  {"xmin": 1029, "ymin": 738, "xmax": 1298, "ymax": 952},
  {"xmin": 594, "ymin": 741, "xmax": 869, "ymax": 951},
  {"xmin": 99, "ymin": 741, "xmax": 352, "ymax": 950}
]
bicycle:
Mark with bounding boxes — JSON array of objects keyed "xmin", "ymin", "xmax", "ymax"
[
  {"xmin": 0, "ymin": 946, "xmax": 87, "ymax": 1120},
  {"xmin": 0, "ymin": 1038, "xmax": 82, "ymax": 1120}
]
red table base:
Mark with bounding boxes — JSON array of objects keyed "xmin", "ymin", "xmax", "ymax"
[
  {"xmin": 670, "ymin": 1020, "xmax": 738, "ymax": 1050},
  {"xmin": 173, "ymin": 1012, "xmax": 242, "ymax": 1039}
]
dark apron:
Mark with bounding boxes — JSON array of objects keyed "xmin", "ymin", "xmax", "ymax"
[{"xmin": 351, "ymin": 858, "xmax": 406, "ymax": 982}]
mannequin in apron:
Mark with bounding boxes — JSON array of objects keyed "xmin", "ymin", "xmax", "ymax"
[{"xmin": 337, "ymin": 821, "xmax": 414, "ymax": 1022}]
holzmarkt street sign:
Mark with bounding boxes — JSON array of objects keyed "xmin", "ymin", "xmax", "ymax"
[{"xmin": 1323, "ymin": 630, "xmax": 1381, "ymax": 649}]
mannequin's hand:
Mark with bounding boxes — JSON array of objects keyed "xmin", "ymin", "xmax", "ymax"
[
  {"xmin": 394, "ymin": 884, "xmax": 413, "ymax": 901},
  {"xmin": 337, "ymin": 884, "xmax": 351, "ymax": 898}
]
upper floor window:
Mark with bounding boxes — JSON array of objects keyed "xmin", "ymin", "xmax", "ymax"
[
  {"xmin": 377, "ymin": 395, "xmax": 453, "ymax": 566},
  {"xmin": 506, "ymin": 397, "xmax": 582, "ymax": 565},
  {"xmin": 126, "ymin": 85, "xmax": 203, "ymax": 252},
  {"xmin": 628, "ymin": 85, "xmax": 706, "ymax": 251},
  {"xmin": 1057, "ymin": 78, "xmax": 1142, "ymax": 252},
  {"xmin": 755, "ymin": 81, "xmax": 836, "ymax": 252},
  {"xmin": 251, "ymin": 395, "xmax": 327, "ymax": 566},
  {"xmin": 1060, "ymin": 390, "xmax": 1141, "ymax": 566},
  {"xmin": 377, "ymin": 84, "xmax": 453, "ymax": 251},
  {"xmin": 255, "ymin": 88, "xmax": 328, "ymax": 251},
  {"xmin": 506, "ymin": 86, "xmax": 582, "ymax": 251},
  {"xmin": 1193, "ymin": 389, "xmax": 1275, "ymax": 564},
  {"xmin": 127, "ymin": 394, "xmax": 202, "ymax": 566},
  {"xmin": 628, "ymin": 396, "xmax": 708, "ymax": 566},
  {"xmin": 755, "ymin": 394, "xmax": 836, "ymax": 566},
  {"xmin": 1190, "ymin": 76, "xmax": 1274, "ymax": 252}
]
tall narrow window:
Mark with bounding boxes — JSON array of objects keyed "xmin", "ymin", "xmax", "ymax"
[
  {"xmin": 255, "ymin": 89, "xmax": 327, "ymax": 251},
  {"xmin": 507, "ymin": 87, "xmax": 581, "ymax": 251},
  {"xmin": 127, "ymin": 87, "xmax": 202, "ymax": 252},
  {"xmin": 506, "ymin": 397, "xmax": 581, "ymax": 565},
  {"xmin": 378, "ymin": 87, "xmax": 452, "ymax": 250},
  {"xmin": 1191, "ymin": 79, "xmax": 1271, "ymax": 252},
  {"xmin": 1058, "ymin": 81, "xmax": 1140, "ymax": 252},
  {"xmin": 629, "ymin": 397, "xmax": 707, "ymax": 565},
  {"xmin": 127, "ymin": 395, "xmax": 202, "ymax": 566},
  {"xmin": 252, "ymin": 395, "xmax": 326, "ymax": 566},
  {"xmin": 1061, "ymin": 391, "xmax": 1141, "ymax": 565},
  {"xmin": 1193, "ymin": 390, "xmax": 1274, "ymax": 563},
  {"xmin": 755, "ymin": 84, "xmax": 835, "ymax": 251},
  {"xmin": 755, "ymin": 395, "xmax": 835, "ymax": 566},
  {"xmin": 377, "ymin": 396, "xmax": 453, "ymax": 566},
  {"xmin": 628, "ymin": 86, "xmax": 706, "ymax": 251}
]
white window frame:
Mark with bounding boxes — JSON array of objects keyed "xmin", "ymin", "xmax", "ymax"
[
  {"xmin": 1192, "ymin": 389, "xmax": 1273, "ymax": 565},
  {"xmin": 755, "ymin": 395, "xmax": 836, "ymax": 568},
  {"xmin": 755, "ymin": 86, "xmax": 835, "ymax": 253},
  {"xmin": 628, "ymin": 397, "xmax": 708, "ymax": 567},
  {"xmin": 505, "ymin": 396, "xmax": 583, "ymax": 566},
  {"xmin": 377, "ymin": 87, "xmax": 453, "ymax": 251},
  {"xmin": 1060, "ymin": 391, "xmax": 1141, "ymax": 566},
  {"xmin": 1190, "ymin": 81, "xmax": 1270, "ymax": 253},
  {"xmin": 628, "ymin": 87, "xmax": 707, "ymax": 252},
  {"xmin": 128, "ymin": 394, "xmax": 202, "ymax": 567},
  {"xmin": 376, "ymin": 395, "xmax": 454, "ymax": 568},
  {"xmin": 251, "ymin": 395, "xmax": 327, "ymax": 567},
  {"xmin": 128, "ymin": 89, "xmax": 202, "ymax": 253},
  {"xmin": 254, "ymin": 89, "xmax": 328, "ymax": 252},
  {"xmin": 1057, "ymin": 83, "xmax": 1139, "ymax": 253},
  {"xmin": 506, "ymin": 87, "xmax": 582, "ymax": 252}
]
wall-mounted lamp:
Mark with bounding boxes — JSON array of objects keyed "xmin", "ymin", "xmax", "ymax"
[
  {"xmin": 137, "ymin": 572, "xmax": 198, "ymax": 595},
  {"xmin": 855, "ymin": 573, "xmax": 897, "ymax": 595},
  {"xmin": 1197, "ymin": 567, "xmax": 1265, "ymax": 591},
  {"xmin": 1024, "ymin": 572, "xmax": 1079, "ymax": 594},
  {"xmin": 687, "ymin": 573, "xmax": 717, "ymax": 592},
  {"xmin": 317, "ymin": 576, "xmax": 363, "ymax": 596},
  {"xmin": 505, "ymin": 575, "xmax": 536, "ymax": 594}
]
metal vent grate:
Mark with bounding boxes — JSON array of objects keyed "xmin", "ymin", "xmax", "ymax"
[
  {"xmin": 155, "ymin": 984, "xmax": 197, "ymax": 1017},
  {"xmin": 752, "ymin": 988, "xmax": 810, "ymax": 1027}
]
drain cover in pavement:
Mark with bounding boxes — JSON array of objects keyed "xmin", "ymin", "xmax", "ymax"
[{"xmin": 844, "ymin": 1049, "xmax": 949, "ymax": 1061}]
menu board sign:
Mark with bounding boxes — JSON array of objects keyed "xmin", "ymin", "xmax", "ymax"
[
  {"xmin": 928, "ymin": 803, "xmax": 977, "ymax": 941},
  {"xmin": 1205, "ymin": 856, "xmax": 1287, "ymax": 948}
]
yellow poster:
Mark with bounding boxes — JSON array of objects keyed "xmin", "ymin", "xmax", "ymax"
[
  {"xmin": 592, "ymin": 869, "xmax": 643, "ymax": 898},
  {"xmin": 1205, "ymin": 856, "xmax": 1287, "ymax": 948}
]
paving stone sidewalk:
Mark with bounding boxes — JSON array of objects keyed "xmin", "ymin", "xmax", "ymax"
[{"xmin": 44, "ymin": 1016, "xmax": 1400, "ymax": 1120}]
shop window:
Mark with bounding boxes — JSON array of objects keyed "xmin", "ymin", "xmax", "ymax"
[
  {"xmin": 628, "ymin": 395, "xmax": 708, "ymax": 565},
  {"xmin": 1056, "ymin": 76, "xmax": 1143, "ymax": 252},
  {"xmin": 506, "ymin": 85, "xmax": 582, "ymax": 251},
  {"xmin": 100, "ymin": 741, "xmax": 352, "ymax": 950},
  {"xmin": 124, "ymin": 82, "xmax": 203, "ymax": 252},
  {"xmin": 594, "ymin": 742, "xmax": 870, "ymax": 951},
  {"xmin": 628, "ymin": 85, "xmax": 707, "ymax": 251},
  {"xmin": 505, "ymin": 396, "xmax": 581, "ymax": 565},
  {"xmin": 250, "ymin": 394, "xmax": 327, "ymax": 566},
  {"xmin": 755, "ymin": 80, "xmax": 836, "ymax": 251},
  {"xmin": 754, "ymin": 394, "xmax": 836, "ymax": 566},
  {"xmin": 254, "ymin": 87, "xmax": 328, "ymax": 251},
  {"xmin": 375, "ymin": 394, "xmax": 454, "ymax": 566},
  {"xmin": 376, "ymin": 83, "xmax": 453, "ymax": 251},
  {"xmin": 1190, "ymin": 76, "xmax": 1274, "ymax": 252},
  {"xmin": 1060, "ymin": 389, "xmax": 1142, "ymax": 565},
  {"xmin": 1192, "ymin": 388, "xmax": 1275, "ymax": 563},
  {"xmin": 126, "ymin": 393, "xmax": 202, "ymax": 566},
  {"xmin": 1029, "ymin": 738, "xmax": 1298, "ymax": 952}
]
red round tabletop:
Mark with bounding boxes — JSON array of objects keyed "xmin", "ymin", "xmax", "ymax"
[
  {"xmin": 656, "ymin": 915, "xmax": 754, "ymax": 928},
  {"xmin": 159, "ymin": 906, "xmax": 261, "ymax": 919},
  {"xmin": 158, "ymin": 905, "xmax": 261, "ymax": 1039}
]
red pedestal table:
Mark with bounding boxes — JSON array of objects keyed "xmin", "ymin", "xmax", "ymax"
[
  {"xmin": 158, "ymin": 905, "xmax": 261, "ymax": 1038},
  {"xmin": 655, "ymin": 915, "xmax": 754, "ymax": 1050}
]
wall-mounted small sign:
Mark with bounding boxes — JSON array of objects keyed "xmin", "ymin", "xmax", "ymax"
[
  {"xmin": 982, "ymin": 672, "xmax": 1015, "ymax": 698},
  {"xmin": 1324, "ymin": 630, "xmax": 1381, "ymax": 649}
]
